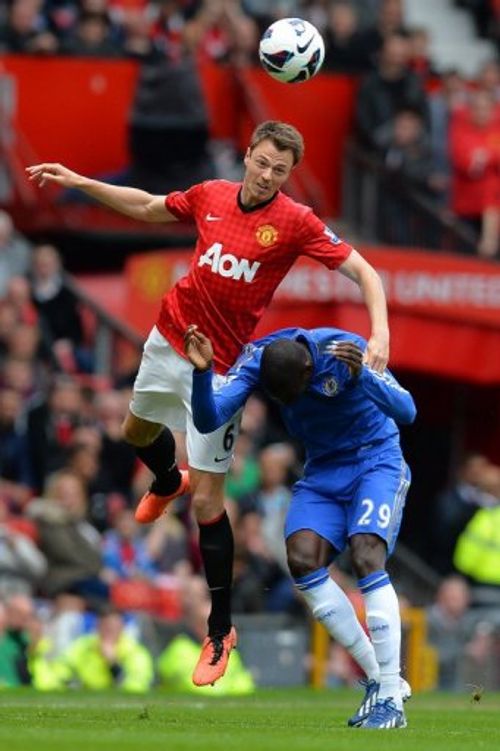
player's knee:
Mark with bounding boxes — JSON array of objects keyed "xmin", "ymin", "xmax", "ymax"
[
  {"xmin": 350, "ymin": 533, "xmax": 386, "ymax": 578},
  {"xmin": 286, "ymin": 544, "xmax": 320, "ymax": 579},
  {"xmin": 191, "ymin": 490, "xmax": 224, "ymax": 523},
  {"xmin": 121, "ymin": 414, "xmax": 158, "ymax": 447}
]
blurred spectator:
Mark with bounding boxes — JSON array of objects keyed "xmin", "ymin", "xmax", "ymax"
[
  {"xmin": 0, "ymin": 304, "xmax": 17, "ymax": 363},
  {"xmin": 102, "ymin": 508, "xmax": 157, "ymax": 582},
  {"xmin": 4, "ymin": 277, "xmax": 38, "ymax": 327},
  {"xmin": 356, "ymin": 34, "xmax": 428, "ymax": 152},
  {"xmin": 225, "ymin": 430, "xmax": 261, "ymax": 502},
  {"xmin": 158, "ymin": 575, "xmax": 255, "ymax": 694},
  {"xmin": 322, "ymin": 1, "xmax": 371, "ymax": 74},
  {"xmin": 55, "ymin": 607, "xmax": 154, "ymax": 691},
  {"xmin": 45, "ymin": 0, "xmax": 80, "ymax": 43},
  {"xmin": 61, "ymin": 11, "xmax": 123, "ymax": 56},
  {"xmin": 232, "ymin": 510, "xmax": 296, "ymax": 614},
  {"xmin": 128, "ymin": 54, "xmax": 215, "ymax": 193},
  {"xmin": 146, "ymin": 509, "xmax": 191, "ymax": 573},
  {"xmin": 407, "ymin": 27, "xmax": 436, "ymax": 82},
  {"xmin": 426, "ymin": 575, "xmax": 493, "ymax": 691},
  {"xmin": 0, "ymin": 595, "xmax": 34, "ymax": 686},
  {"xmin": 149, "ymin": 0, "xmax": 204, "ymax": 62},
  {"xmin": 453, "ymin": 465, "xmax": 500, "ymax": 587},
  {"xmin": 0, "ymin": 498, "xmax": 46, "ymax": 597},
  {"xmin": 380, "ymin": 107, "xmax": 447, "ymax": 244},
  {"xmin": 26, "ymin": 375, "xmax": 84, "ymax": 491},
  {"xmin": 94, "ymin": 390, "xmax": 138, "ymax": 503},
  {"xmin": 27, "ymin": 469, "xmax": 108, "ymax": 604},
  {"xmin": 240, "ymin": 443, "xmax": 294, "ymax": 571},
  {"xmin": 359, "ymin": 0, "xmax": 408, "ymax": 65},
  {"xmin": 476, "ymin": 59, "xmax": 500, "ymax": 103},
  {"xmin": 0, "ymin": 387, "xmax": 35, "ymax": 507},
  {"xmin": 431, "ymin": 454, "xmax": 497, "ymax": 575},
  {"xmin": 30, "ymin": 244, "xmax": 92, "ymax": 373},
  {"xmin": 450, "ymin": 89, "xmax": 500, "ymax": 256},
  {"xmin": 184, "ymin": 0, "xmax": 258, "ymax": 66},
  {"xmin": 0, "ymin": 211, "xmax": 32, "ymax": 299},
  {"xmin": 429, "ymin": 69, "xmax": 469, "ymax": 179},
  {"xmin": 120, "ymin": 5, "xmax": 155, "ymax": 59},
  {"xmin": 0, "ymin": 0, "xmax": 59, "ymax": 54}
]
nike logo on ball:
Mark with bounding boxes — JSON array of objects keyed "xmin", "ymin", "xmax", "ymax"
[
  {"xmin": 205, "ymin": 213, "xmax": 222, "ymax": 222},
  {"xmin": 214, "ymin": 456, "xmax": 231, "ymax": 463},
  {"xmin": 297, "ymin": 37, "xmax": 313, "ymax": 54}
]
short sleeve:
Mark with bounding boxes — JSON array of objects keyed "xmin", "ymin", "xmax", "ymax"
[
  {"xmin": 298, "ymin": 209, "xmax": 353, "ymax": 270},
  {"xmin": 165, "ymin": 182, "xmax": 205, "ymax": 221}
]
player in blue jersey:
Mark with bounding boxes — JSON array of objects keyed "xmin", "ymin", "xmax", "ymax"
[{"xmin": 184, "ymin": 324, "xmax": 416, "ymax": 729}]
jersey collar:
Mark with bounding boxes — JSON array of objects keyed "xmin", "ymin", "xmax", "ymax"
[{"xmin": 237, "ymin": 187, "xmax": 279, "ymax": 213}]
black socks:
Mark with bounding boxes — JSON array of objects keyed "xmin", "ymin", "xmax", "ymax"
[
  {"xmin": 199, "ymin": 511, "xmax": 234, "ymax": 637},
  {"xmin": 135, "ymin": 427, "xmax": 181, "ymax": 496}
]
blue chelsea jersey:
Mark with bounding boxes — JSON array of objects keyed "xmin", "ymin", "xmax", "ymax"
[{"xmin": 191, "ymin": 327, "xmax": 416, "ymax": 467}]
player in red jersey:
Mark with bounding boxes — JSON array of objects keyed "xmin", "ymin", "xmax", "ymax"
[{"xmin": 27, "ymin": 121, "xmax": 389, "ymax": 687}]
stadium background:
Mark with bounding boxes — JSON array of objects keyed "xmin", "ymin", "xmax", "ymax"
[{"xmin": 1, "ymin": 0, "xmax": 500, "ymax": 699}]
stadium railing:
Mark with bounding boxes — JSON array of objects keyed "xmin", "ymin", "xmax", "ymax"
[
  {"xmin": 342, "ymin": 142, "xmax": 478, "ymax": 254},
  {"xmin": 311, "ymin": 606, "xmax": 439, "ymax": 692},
  {"xmin": 63, "ymin": 272, "xmax": 144, "ymax": 377}
]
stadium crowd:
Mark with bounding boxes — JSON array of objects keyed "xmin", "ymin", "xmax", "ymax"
[
  {"xmin": 2, "ymin": 1, "xmax": 500, "ymax": 254},
  {"xmin": 2, "ymin": 0, "xmax": 500, "ymax": 694}
]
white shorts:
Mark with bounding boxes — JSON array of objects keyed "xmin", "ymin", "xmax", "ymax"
[{"xmin": 129, "ymin": 326, "xmax": 241, "ymax": 473}]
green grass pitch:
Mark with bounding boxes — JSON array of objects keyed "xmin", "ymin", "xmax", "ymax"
[{"xmin": 1, "ymin": 688, "xmax": 499, "ymax": 751}]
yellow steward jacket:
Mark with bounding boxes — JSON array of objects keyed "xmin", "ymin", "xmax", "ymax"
[{"xmin": 454, "ymin": 506, "xmax": 500, "ymax": 585}]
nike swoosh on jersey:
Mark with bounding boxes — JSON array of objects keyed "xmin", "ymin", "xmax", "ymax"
[
  {"xmin": 205, "ymin": 213, "xmax": 223, "ymax": 222},
  {"xmin": 214, "ymin": 455, "xmax": 231, "ymax": 463},
  {"xmin": 297, "ymin": 36, "xmax": 314, "ymax": 54}
]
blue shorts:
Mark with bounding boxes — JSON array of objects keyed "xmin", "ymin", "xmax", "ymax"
[{"xmin": 284, "ymin": 444, "xmax": 411, "ymax": 556}]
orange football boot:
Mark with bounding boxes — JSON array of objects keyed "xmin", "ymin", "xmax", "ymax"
[
  {"xmin": 134, "ymin": 469, "xmax": 190, "ymax": 524},
  {"xmin": 192, "ymin": 627, "xmax": 238, "ymax": 687}
]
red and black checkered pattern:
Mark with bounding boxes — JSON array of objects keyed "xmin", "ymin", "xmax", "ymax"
[{"xmin": 157, "ymin": 180, "xmax": 352, "ymax": 372}]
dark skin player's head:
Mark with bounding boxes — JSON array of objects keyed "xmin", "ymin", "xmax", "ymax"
[{"xmin": 260, "ymin": 339, "xmax": 313, "ymax": 405}]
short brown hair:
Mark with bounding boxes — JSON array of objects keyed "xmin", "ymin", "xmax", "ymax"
[{"xmin": 249, "ymin": 121, "xmax": 304, "ymax": 165}]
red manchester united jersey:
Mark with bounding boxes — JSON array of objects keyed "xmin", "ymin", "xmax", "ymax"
[{"xmin": 157, "ymin": 180, "xmax": 352, "ymax": 372}]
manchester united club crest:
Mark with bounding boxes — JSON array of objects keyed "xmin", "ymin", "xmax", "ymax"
[
  {"xmin": 322, "ymin": 376, "xmax": 338, "ymax": 396},
  {"xmin": 256, "ymin": 224, "xmax": 278, "ymax": 247}
]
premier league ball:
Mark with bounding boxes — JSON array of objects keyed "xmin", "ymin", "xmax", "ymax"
[{"xmin": 259, "ymin": 18, "xmax": 325, "ymax": 84}]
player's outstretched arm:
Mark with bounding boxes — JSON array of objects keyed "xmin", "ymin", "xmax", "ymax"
[
  {"xmin": 25, "ymin": 163, "xmax": 177, "ymax": 223},
  {"xmin": 337, "ymin": 249, "xmax": 389, "ymax": 372}
]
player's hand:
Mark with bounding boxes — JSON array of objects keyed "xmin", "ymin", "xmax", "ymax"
[
  {"xmin": 327, "ymin": 341, "xmax": 363, "ymax": 377},
  {"xmin": 183, "ymin": 325, "xmax": 214, "ymax": 371},
  {"xmin": 25, "ymin": 162, "xmax": 83, "ymax": 189},
  {"xmin": 364, "ymin": 331, "xmax": 389, "ymax": 373}
]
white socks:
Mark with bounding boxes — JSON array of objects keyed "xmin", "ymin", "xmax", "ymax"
[
  {"xmin": 358, "ymin": 570, "xmax": 402, "ymax": 709},
  {"xmin": 295, "ymin": 568, "xmax": 380, "ymax": 682}
]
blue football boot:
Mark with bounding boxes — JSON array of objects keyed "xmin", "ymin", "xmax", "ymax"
[
  {"xmin": 347, "ymin": 678, "xmax": 380, "ymax": 727},
  {"xmin": 362, "ymin": 698, "xmax": 407, "ymax": 729}
]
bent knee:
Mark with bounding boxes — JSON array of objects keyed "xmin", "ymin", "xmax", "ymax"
[
  {"xmin": 350, "ymin": 534, "xmax": 386, "ymax": 578},
  {"xmin": 122, "ymin": 413, "xmax": 162, "ymax": 447},
  {"xmin": 287, "ymin": 548, "xmax": 322, "ymax": 580}
]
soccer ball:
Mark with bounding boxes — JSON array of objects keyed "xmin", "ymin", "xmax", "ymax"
[{"xmin": 259, "ymin": 18, "xmax": 325, "ymax": 84}]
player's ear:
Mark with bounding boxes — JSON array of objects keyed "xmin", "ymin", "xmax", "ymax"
[{"xmin": 244, "ymin": 148, "xmax": 252, "ymax": 166}]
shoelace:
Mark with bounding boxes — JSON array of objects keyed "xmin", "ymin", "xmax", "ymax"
[
  {"xmin": 209, "ymin": 636, "xmax": 225, "ymax": 666},
  {"xmin": 369, "ymin": 698, "xmax": 398, "ymax": 722}
]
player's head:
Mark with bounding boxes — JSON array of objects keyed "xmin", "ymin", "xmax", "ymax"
[
  {"xmin": 249, "ymin": 121, "xmax": 304, "ymax": 166},
  {"xmin": 260, "ymin": 338, "xmax": 313, "ymax": 405},
  {"xmin": 242, "ymin": 121, "xmax": 304, "ymax": 206}
]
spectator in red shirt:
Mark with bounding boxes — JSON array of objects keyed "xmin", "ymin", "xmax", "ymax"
[{"xmin": 450, "ymin": 89, "xmax": 500, "ymax": 255}]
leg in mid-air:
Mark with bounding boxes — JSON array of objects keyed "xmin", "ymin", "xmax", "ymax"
[
  {"xmin": 189, "ymin": 467, "xmax": 237, "ymax": 687},
  {"xmin": 286, "ymin": 529, "xmax": 382, "ymax": 726},
  {"xmin": 122, "ymin": 411, "xmax": 189, "ymax": 523}
]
